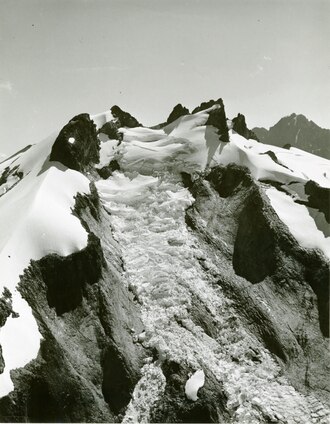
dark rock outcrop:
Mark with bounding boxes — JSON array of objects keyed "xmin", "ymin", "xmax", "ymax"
[
  {"xmin": 0, "ymin": 288, "xmax": 13, "ymax": 328},
  {"xmin": 97, "ymin": 106, "xmax": 141, "ymax": 140},
  {"xmin": 99, "ymin": 120, "xmax": 122, "ymax": 141},
  {"xmin": 166, "ymin": 104, "xmax": 190, "ymax": 125},
  {"xmin": 0, "ymin": 288, "xmax": 13, "ymax": 374},
  {"xmin": 305, "ymin": 180, "xmax": 330, "ymax": 223},
  {"xmin": 192, "ymin": 98, "xmax": 229, "ymax": 143},
  {"xmin": 232, "ymin": 113, "xmax": 259, "ymax": 141},
  {"xmin": 0, "ymin": 167, "xmax": 10, "ymax": 187},
  {"xmin": 0, "ymin": 165, "xmax": 23, "ymax": 197},
  {"xmin": 110, "ymin": 105, "xmax": 142, "ymax": 128},
  {"xmin": 206, "ymin": 163, "xmax": 254, "ymax": 198},
  {"xmin": 96, "ymin": 160, "xmax": 120, "ymax": 180},
  {"xmin": 35, "ymin": 232, "xmax": 104, "ymax": 315},
  {"xmin": 49, "ymin": 114, "xmax": 100, "ymax": 172},
  {"xmin": 73, "ymin": 182, "xmax": 101, "ymax": 225}
]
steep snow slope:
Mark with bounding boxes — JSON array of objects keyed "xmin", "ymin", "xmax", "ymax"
[{"xmin": 0, "ymin": 135, "xmax": 90, "ymax": 396}]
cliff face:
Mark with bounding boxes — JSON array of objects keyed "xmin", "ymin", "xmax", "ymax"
[{"xmin": 0, "ymin": 100, "xmax": 329, "ymax": 423}]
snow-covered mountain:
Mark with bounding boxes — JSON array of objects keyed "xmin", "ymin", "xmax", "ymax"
[
  {"xmin": 0, "ymin": 100, "xmax": 329, "ymax": 423},
  {"xmin": 253, "ymin": 114, "xmax": 330, "ymax": 160}
]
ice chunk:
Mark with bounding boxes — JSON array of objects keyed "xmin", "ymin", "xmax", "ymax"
[{"xmin": 185, "ymin": 369, "xmax": 205, "ymax": 401}]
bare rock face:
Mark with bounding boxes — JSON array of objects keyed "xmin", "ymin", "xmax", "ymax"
[
  {"xmin": 49, "ymin": 113, "xmax": 100, "ymax": 172},
  {"xmin": 192, "ymin": 98, "xmax": 229, "ymax": 143},
  {"xmin": 232, "ymin": 113, "xmax": 259, "ymax": 141}
]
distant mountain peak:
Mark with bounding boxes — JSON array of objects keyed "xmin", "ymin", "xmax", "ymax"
[{"xmin": 253, "ymin": 113, "xmax": 330, "ymax": 159}]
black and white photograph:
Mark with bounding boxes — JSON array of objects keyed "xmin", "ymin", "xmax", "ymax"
[{"xmin": 0, "ymin": 0, "xmax": 329, "ymax": 422}]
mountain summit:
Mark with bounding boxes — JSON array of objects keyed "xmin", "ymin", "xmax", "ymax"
[
  {"xmin": 253, "ymin": 113, "xmax": 330, "ymax": 159},
  {"xmin": 0, "ymin": 100, "xmax": 329, "ymax": 423}
]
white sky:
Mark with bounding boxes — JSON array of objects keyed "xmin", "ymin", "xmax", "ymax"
[{"xmin": 0, "ymin": 0, "xmax": 329, "ymax": 155}]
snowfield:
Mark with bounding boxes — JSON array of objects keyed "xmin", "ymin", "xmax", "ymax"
[{"xmin": 0, "ymin": 135, "xmax": 90, "ymax": 397}]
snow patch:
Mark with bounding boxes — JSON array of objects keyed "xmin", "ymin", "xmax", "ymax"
[
  {"xmin": 185, "ymin": 369, "xmax": 205, "ymax": 401},
  {"xmin": 68, "ymin": 137, "xmax": 75, "ymax": 144}
]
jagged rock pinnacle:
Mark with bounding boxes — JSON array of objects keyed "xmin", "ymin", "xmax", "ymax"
[
  {"xmin": 232, "ymin": 113, "xmax": 259, "ymax": 141},
  {"xmin": 110, "ymin": 105, "xmax": 142, "ymax": 128},
  {"xmin": 166, "ymin": 104, "xmax": 190, "ymax": 125}
]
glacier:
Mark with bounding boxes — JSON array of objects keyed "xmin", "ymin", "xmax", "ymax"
[{"xmin": 0, "ymin": 100, "xmax": 329, "ymax": 423}]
